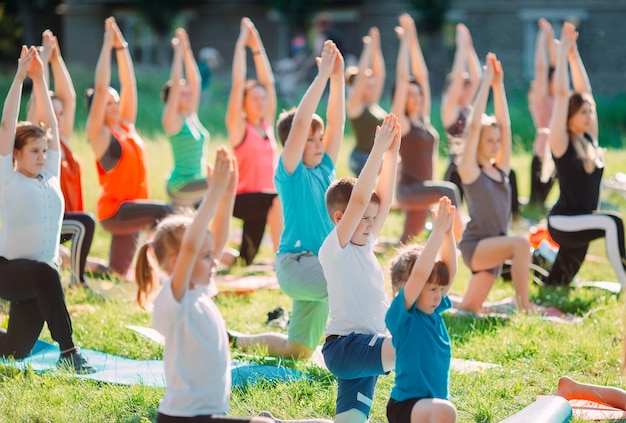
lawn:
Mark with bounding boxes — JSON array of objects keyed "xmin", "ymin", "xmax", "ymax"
[{"xmin": 0, "ymin": 67, "xmax": 625, "ymax": 422}]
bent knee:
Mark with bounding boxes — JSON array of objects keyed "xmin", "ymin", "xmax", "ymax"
[{"xmin": 286, "ymin": 341, "xmax": 313, "ymax": 360}]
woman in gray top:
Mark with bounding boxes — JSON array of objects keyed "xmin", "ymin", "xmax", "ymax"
[{"xmin": 456, "ymin": 53, "xmax": 532, "ymax": 314}]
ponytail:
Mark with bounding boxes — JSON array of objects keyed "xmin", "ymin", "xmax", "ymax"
[{"xmin": 135, "ymin": 242, "xmax": 156, "ymax": 310}]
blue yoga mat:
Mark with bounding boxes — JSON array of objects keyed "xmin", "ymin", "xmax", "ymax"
[{"xmin": 0, "ymin": 339, "xmax": 305, "ymax": 388}]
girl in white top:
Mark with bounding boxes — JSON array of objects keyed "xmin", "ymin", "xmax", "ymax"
[
  {"xmin": 134, "ymin": 147, "xmax": 240, "ymax": 421},
  {"xmin": 0, "ymin": 46, "xmax": 94, "ymax": 373},
  {"xmin": 135, "ymin": 148, "xmax": 332, "ymax": 423}
]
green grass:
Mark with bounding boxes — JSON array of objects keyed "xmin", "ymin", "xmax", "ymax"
[{"xmin": 1, "ymin": 68, "xmax": 626, "ymax": 422}]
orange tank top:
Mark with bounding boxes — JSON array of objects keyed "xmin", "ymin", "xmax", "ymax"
[
  {"xmin": 60, "ymin": 139, "xmax": 84, "ymax": 212},
  {"xmin": 96, "ymin": 124, "xmax": 148, "ymax": 220}
]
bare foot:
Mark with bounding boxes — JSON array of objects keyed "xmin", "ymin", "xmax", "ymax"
[{"xmin": 555, "ymin": 376, "xmax": 577, "ymax": 400}]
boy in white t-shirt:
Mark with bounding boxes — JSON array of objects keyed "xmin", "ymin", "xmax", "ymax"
[{"xmin": 319, "ymin": 113, "xmax": 400, "ymax": 423}]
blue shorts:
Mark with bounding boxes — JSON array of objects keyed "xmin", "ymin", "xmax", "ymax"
[{"xmin": 322, "ymin": 333, "xmax": 389, "ymax": 417}]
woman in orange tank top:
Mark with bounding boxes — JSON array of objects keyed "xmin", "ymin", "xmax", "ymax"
[{"xmin": 86, "ymin": 17, "xmax": 172, "ymax": 277}]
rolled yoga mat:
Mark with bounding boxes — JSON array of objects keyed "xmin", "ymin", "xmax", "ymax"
[{"xmin": 499, "ymin": 396, "xmax": 572, "ymax": 423}]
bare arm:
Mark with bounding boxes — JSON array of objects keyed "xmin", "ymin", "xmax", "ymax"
[
  {"xmin": 0, "ymin": 46, "xmax": 32, "ymax": 156},
  {"xmin": 180, "ymin": 29, "xmax": 202, "ymax": 114},
  {"xmin": 225, "ymin": 18, "xmax": 249, "ymax": 148},
  {"xmin": 346, "ymin": 31, "xmax": 373, "ymax": 118},
  {"xmin": 568, "ymin": 31, "xmax": 597, "ymax": 139},
  {"xmin": 407, "ymin": 16, "xmax": 431, "ymax": 122},
  {"xmin": 458, "ymin": 53, "xmax": 494, "ymax": 185},
  {"xmin": 492, "ymin": 55, "xmax": 511, "ymax": 172},
  {"xmin": 86, "ymin": 17, "xmax": 115, "ymax": 159},
  {"xmin": 112, "ymin": 20, "xmax": 137, "ymax": 125},
  {"xmin": 440, "ymin": 216, "xmax": 457, "ymax": 296},
  {"xmin": 548, "ymin": 23, "xmax": 575, "ymax": 159},
  {"xmin": 162, "ymin": 35, "xmax": 184, "ymax": 136},
  {"xmin": 335, "ymin": 114, "xmax": 398, "ymax": 247},
  {"xmin": 323, "ymin": 42, "xmax": 346, "ymax": 164},
  {"xmin": 441, "ymin": 24, "xmax": 469, "ymax": 128},
  {"xmin": 280, "ymin": 42, "xmax": 337, "ymax": 174},
  {"xmin": 390, "ymin": 22, "xmax": 410, "ymax": 134},
  {"xmin": 369, "ymin": 27, "xmax": 386, "ymax": 106},
  {"xmin": 248, "ymin": 19, "xmax": 277, "ymax": 124},
  {"xmin": 210, "ymin": 152, "xmax": 238, "ymax": 261},
  {"xmin": 403, "ymin": 197, "xmax": 455, "ymax": 309},
  {"xmin": 29, "ymin": 48, "xmax": 59, "ymax": 152},
  {"xmin": 170, "ymin": 147, "xmax": 231, "ymax": 302},
  {"xmin": 465, "ymin": 26, "xmax": 482, "ymax": 101},
  {"xmin": 532, "ymin": 19, "xmax": 551, "ymax": 112},
  {"xmin": 372, "ymin": 116, "xmax": 400, "ymax": 239}
]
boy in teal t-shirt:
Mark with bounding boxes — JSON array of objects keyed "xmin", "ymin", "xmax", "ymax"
[{"xmin": 271, "ymin": 40, "xmax": 345, "ymax": 360}]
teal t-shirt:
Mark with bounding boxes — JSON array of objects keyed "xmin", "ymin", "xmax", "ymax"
[
  {"xmin": 385, "ymin": 289, "xmax": 452, "ymax": 402},
  {"xmin": 274, "ymin": 153, "xmax": 335, "ymax": 255},
  {"xmin": 167, "ymin": 118, "xmax": 208, "ymax": 191}
]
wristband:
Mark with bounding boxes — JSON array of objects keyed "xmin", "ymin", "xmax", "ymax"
[{"xmin": 115, "ymin": 42, "xmax": 128, "ymax": 51}]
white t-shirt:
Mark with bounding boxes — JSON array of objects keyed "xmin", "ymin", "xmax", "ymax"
[
  {"xmin": 152, "ymin": 279, "xmax": 230, "ymax": 417},
  {"xmin": 319, "ymin": 227, "xmax": 389, "ymax": 336},
  {"xmin": 0, "ymin": 151, "xmax": 63, "ymax": 265}
]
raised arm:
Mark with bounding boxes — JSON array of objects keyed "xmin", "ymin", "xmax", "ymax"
[
  {"xmin": 49, "ymin": 34, "xmax": 76, "ymax": 142},
  {"xmin": 170, "ymin": 147, "xmax": 231, "ymax": 302},
  {"xmin": 335, "ymin": 114, "xmax": 398, "ymax": 247},
  {"xmin": 369, "ymin": 27, "xmax": 386, "ymax": 105},
  {"xmin": 29, "ymin": 48, "xmax": 59, "ymax": 152},
  {"xmin": 465, "ymin": 26, "xmax": 482, "ymax": 101},
  {"xmin": 323, "ymin": 42, "xmax": 345, "ymax": 164},
  {"xmin": 491, "ymin": 55, "xmax": 511, "ymax": 172},
  {"xmin": 225, "ymin": 18, "xmax": 250, "ymax": 148},
  {"xmin": 407, "ymin": 16, "xmax": 431, "ymax": 121},
  {"xmin": 162, "ymin": 35, "xmax": 185, "ymax": 135},
  {"xmin": 347, "ymin": 27, "xmax": 385, "ymax": 118},
  {"xmin": 281, "ymin": 40, "xmax": 336, "ymax": 173},
  {"xmin": 111, "ymin": 19, "xmax": 137, "ymax": 125},
  {"xmin": 0, "ymin": 46, "xmax": 33, "ymax": 156},
  {"xmin": 548, "ymin": 23, "xmax": 575, "ymax": 159},
  {"xmin": 440, "ymin": 211, "xmax": 457, "ymax": 296},
  {"xmin": 458, "ymin": 53, "xmax": 494, "ymax": 185},
  {"xmin": 346, "ymin": 31, "xmax": 373, "ymax": 118},
  {"xmin": 210, "ymin": 151, "xmax": 238, "ymax": 262},
  {"xmin": 441, "ymin": 24, "xmax": 469, "ymax": 128},
  {"xmin": 372, "ymin": 115, "xmax": 400, "ymax": 239},
  {"xmin": 86, "ymin": 17, "xmax": 115, "ymax": 159},
  {"xmin": 247, "ymin": 19, "xmax": 276, "ymax": 124},
  {"xmin": 568, "ymin": 29, "xmax": 597, "ymax": 139},
  {"xmin": 180, "ymin": 29, "xmax": 201, "ymax": 114},
  {"xmin": 532, "ymin": 19, "xmax": 552, "ymax": 111},
  {"xmin": 391, "ymin": 16, "xmax": 411, "ymax": 133},
  {"xmin": 402, "ymin": 197, "xmax": 455, "ymax": 309}
]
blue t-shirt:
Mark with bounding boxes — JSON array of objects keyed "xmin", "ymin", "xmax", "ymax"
[
  {"xmin": 385, "ymin": 289, "xmax": 452, "ymax": 402},
  {"xmin": 274, "ymin": 152, "xmax": 335, "ymax": 255}
]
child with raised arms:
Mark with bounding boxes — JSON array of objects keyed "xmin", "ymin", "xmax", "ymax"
[
  {"xmin": 386, "ymin": 196, "xmax": 458, "ymax": 423},
  {"xmin": 251, "ymin": 40, "xmax": 344, "ymax": 360},
  {"xmin": 319, "ymin": 113, "xmax": 400, "ymax": 423},
  {"xmin": 134, "ymin": 147, "xmax": 267, "ymax": 422}
]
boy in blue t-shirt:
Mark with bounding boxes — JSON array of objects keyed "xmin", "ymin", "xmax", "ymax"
[
  {"xmin": 385, "ymin": 196, "xmax": 458, "ymax": 423},
  {"xmin": 268, "ymin": 40, "xmax": 345, "ymax": 360},
  {"xmin": 319, "ymin": 113, "xmax": 400, "ymax": 423}
]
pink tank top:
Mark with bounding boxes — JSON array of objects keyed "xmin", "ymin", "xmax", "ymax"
[{"xmin": 234, "ymin": 120, "xmax": 278, "ymax": 194}]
